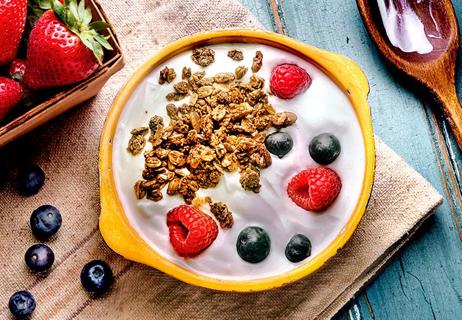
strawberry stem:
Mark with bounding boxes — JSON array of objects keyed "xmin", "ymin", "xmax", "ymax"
[{"xmin": 51, "ymin": 0, "xmax": 113, "ymax": 64}]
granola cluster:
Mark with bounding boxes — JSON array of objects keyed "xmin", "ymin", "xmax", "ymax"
[
  {"xmin": 210, "ymin": 201, "xmax": 234, "ymax": 229},
  {"xmin": 129, "ymin": 47, "xmax": 297, "ymax": 223}
]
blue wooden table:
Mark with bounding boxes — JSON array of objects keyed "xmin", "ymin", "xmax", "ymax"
[{"xmin": 239, "ymin": 1, "xmax": 462, "ymax": 319}]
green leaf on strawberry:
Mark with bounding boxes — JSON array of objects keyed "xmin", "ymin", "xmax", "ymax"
[
  {"xmin": 51, "ymin": 0, "xmax": 112, "ymax": 64},
  {"xmin": 27, "ymin": 0, "xmax": 53, "ymax": 27}
]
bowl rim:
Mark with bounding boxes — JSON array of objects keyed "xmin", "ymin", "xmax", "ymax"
[{"xmin": 99, "ymin": 28, "xmax": 375, "ymax": 292}]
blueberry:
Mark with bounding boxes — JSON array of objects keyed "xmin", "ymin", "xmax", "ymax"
[
  {"xmin": 236, "ymin": 226, "xmax": 271, "ymax": 263},
  {"xmin": 285, "ymin": 234, "xmax": 312, "ymax": 263},
  {"xmin": 30, "ymin": 205, "xmax": 62, "ymax": 239},
  {"xmin": 8, "ymin": 291, "xmax": 36, "ymax": 319},
  {"xmin": 80, "ymin": 260, "xmax": 114, "ymax": 296},
  {"xmin": 25, "ymin": 244, "xmax": 54, "ymax": 272},
  {"xmin": 264, "ymin": 132, "xmax": 293, "ymax": 158},
  {"xmin": 309, "ymin": 133, "xmax": 341, "ymax": 165},
  {"xmin": 16, "ymin": 165, "xmax": 45, "ymax": 196}
]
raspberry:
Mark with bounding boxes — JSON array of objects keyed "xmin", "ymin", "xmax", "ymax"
[
  {"xmin": 287, "ymin": 167, "xmax": 341, "ymax": 212},
  {"xmin": 167, "ymin": 205, "xmax": 218, "ymax": 258},
  {"xmin": 270, "ymin": 64, "xmax": 311, "ymax": 99}
]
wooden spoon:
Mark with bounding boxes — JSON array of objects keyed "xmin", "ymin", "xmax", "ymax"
[{"xmin": 357, "ymin": 0, "xmax": 462, "ymax": 148}]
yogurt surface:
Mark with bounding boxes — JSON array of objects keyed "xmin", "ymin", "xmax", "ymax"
[
  {"xmin": 377, "ymin": 0, "xmax": 442, "ymax": 54},
  {"xmin": 112, "ymin": 43, "xmax": 366, "ymax": 280}
]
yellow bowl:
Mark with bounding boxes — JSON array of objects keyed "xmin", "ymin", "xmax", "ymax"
[{"xmin": 99, "ymin": 29, "xmax": 375, "ymax": 292}]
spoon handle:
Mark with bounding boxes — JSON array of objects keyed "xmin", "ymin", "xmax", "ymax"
[{"xmin": 434, "ymin": 86, "xmax": 462, "ymax": 150}]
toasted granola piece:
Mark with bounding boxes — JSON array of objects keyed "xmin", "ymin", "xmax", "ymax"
[
  {"xmin": 197, "ymin": 85, "xmax": 214, "ymax": 98},
  {"xmin": 197, "ymin": 77, "xmax": 214, "ymax": 87},
  {"xmin": 186, "ymin": 129, "xmax": 198, "ymax": 144},
  {"xmin": 227, "ymin": 103, "xmax": 252, "ymax": 120},
  {"xmin": 182, "ymin": 67, "xmax": 191, "ymax": 79},
  {"xmin": 159, "ymin": 66, "xmax": 176, "ymax": 84},
  {"xmin": 166, "ymin": 91, "xmax": 186, "ymax": 101},
  {"xmin": 211, "ymin": 107, "xmax": 226, "ymax": 122},
  {"xmin": 130, "ymin": 127, "xmax": 149, "ymax": 135},
  {"xmin": 235, "ymin": 66, "xmax": 248, "ymax": 80},
  {"xmin": 145, "ymin": 156, "xmax": 162, "ymax": 168},
  {"xmin": 216, "ymin": 90, "xmax": 231, "ymax": 104},
  {"xmin": 134, "ymin": 180, "xmax": 146, "ymax": 199},
  {"xmin": 240, "ymin": 167, "xmax": 261, "ymax": 193},
  {"xmin": 214, "ymin": 72, "xmax": 235, "ymax": 84},
  {"xmin": 200, "ymin": 146, "xmax": 216, "ymax": 162},
  {"xmin": 210, "ymin": 201, "xmax": 234, "ymax": 229},
  {"xmin": 251, "ymin": 51, "xmax": 263, "ymax": 73},
  {"xmin": 166, "ymin": 103, "xmax": 178, "ymax": 119},
  {"xmin": 272, "ymin": 112, "xmax": 298, "ymax": 127},
  {"xmin": 201, "ymin": 114, "xmax": 214, "ymax": 139},
  {"xmin": 190, "ymin": 111, "xmax": 201, "ymax": 132},
  {"xmin": 167, "ymin": 177, "xmax": 180, "ymax": 195},
  {"xmin": 174, "ymin": 81, "xmax": 190, "ymax": 94},
  {"xmin": 251, "ymin": 145, "xmax": 272, "ymax": 169},
  {"xmin": 168, "ymin": 150, "xmax": 186, "ymax": 167},
  {"xmin": 189, "ymin": 93, "xmax": 198, "ymax": 106},
  {"xmin": 128, "ymin": 134, "xmax": 147, "ymax": 155},
  {"xmin": 149, "ymin": 115, "xmax": 164, "ymax": 145},
  {"xmin": 227, "ymin": 49, "xmax": 244, "ymax": 61},
  {"xmin": 178, "ymin": 177, "xmax": 199, "ymax": 204},
  {"xmin": 248, "ymin": 74, "xmax": 265, "ymax": 89},
  {"xmin": 149, "ymin": 116, "xmax": 164, "ymax": 132},
  {"xmin": 146, "ymin": 189, "xmax": 163, "ymax": 201},
  {"xmin": 191, "ymin": 47, "xmax": 215, "ymax": 67}
]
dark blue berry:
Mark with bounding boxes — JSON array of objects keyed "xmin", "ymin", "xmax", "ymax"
[
  {"xmin": 309, "ymin": 133, "xmax": 341, "ymax": 165},
  {"xmin": 9, "ymin": 291, "xmax": 36, "ymax": 319},
  {"xmin": 16, "ymin": 165, "xmax": 45, "ymax": 196},
  {"xmin": 25, "ymin": 244, "xmax": 54, "ymax": 272},
  {"xmin": 80, "ymin": 260, "xmax": 114, "ymax": 296},
  {"xmin": 264, "ymin": 131, "xmax": 293, "ymax": 158},
  {"xmin": 30, "ymin": 205, "xmax": 62, "ymax": 239},
  {"xmin": 285, "ymin": 234, "xmax": 311, "ymax": 263},
  {"xmin": 236, "ymin": 226, "xmax": 271, "ymax": 263}
]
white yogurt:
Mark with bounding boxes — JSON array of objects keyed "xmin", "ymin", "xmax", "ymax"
[
  {"xmin": 377, "ymin": 0, "xmax": 441, "ymax": 54},
  {"xmin": 112, "ymin": 43, "xmax": 366, "ymax": 280}
]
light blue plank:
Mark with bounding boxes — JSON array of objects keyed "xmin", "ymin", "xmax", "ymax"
[
  {"xmin": 238, "ymin": 0, "xmax": 274, "ymax": 30},
  {"xmin": 240, "ymin": 0, "xmax": 462, "ymax": 319}
]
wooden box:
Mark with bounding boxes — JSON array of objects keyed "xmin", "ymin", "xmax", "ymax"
[{"xmin": 0, "ymin": 0, "xmax": 124, "ymax": 147}]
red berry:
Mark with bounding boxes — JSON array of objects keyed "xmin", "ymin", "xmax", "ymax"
[
  {"xmin": 287, "ymin": 167, "xmax": 341, "ymax": 212},
  {"xmin": 24, "ymin": 11, "xmax": 99, "ymax": 90},
  {"xmin": 0, "ymin": 77, "xmax": 23, "ymax": 121},
  {"xmin": 270, "ymin": 64, "xmax": 311, "ymax": 99},
  {"xmin": 167, "ymin": 205, "xmax": 218, "ymax": 258},
  {"xmin": 23, "ymin": 1, "xmax": 112, "ymax": 90},
  {"xmin": 0, "ymin": 0, "xmax": 27, "ymax": 66},
  {"xmin": 9, "ymin": 59, "xmax": 26, "ymax": 82}
]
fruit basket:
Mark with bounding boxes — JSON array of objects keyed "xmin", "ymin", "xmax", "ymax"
[{"xmin": 0, "ymin": 0, "xmax": 124, "ymax": 147}]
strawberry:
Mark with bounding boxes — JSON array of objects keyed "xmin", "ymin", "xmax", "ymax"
[
  {"xmin": 0, "ymin": 0, "xmax": 27, "ymax": 66},
  {"xmin": 0, "ymin": 77, "xmax": 23, "ymax": 121},
  {"xmin": 287, "ymin": 167, "xmax": 341, "ymax": 212},
  {"xmin": 9, "ymin": 59, "xmax": 26, "ymax": 82},
  {"xmin": 270, "ymin": 64, "xmax": 311, "ymax": 99},
  {"xmin": 167, "ymin": 205, "xmax": 218, "ymax": 258},
  {"xmin": 23, "ymin": 0, "xmax": 113, "ymax": 90}
]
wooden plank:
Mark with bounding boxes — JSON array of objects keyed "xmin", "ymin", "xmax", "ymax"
[
  {"xmin": 239, "ymin": 0, "xmax": 462, "ymax": 319},
  {"xmin": 238, "ymin": 0, "xmax": 273, "ymax": 30}
]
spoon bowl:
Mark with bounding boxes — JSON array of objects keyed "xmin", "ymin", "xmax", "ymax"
[{"xmin": 357, "ymin": 0, "xmax": 462, "ymax": 148}]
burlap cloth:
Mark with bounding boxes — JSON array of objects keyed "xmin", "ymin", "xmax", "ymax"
[{"xmin": 0, "ymin": 0, "xmax": 442, "ymax": 319}]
